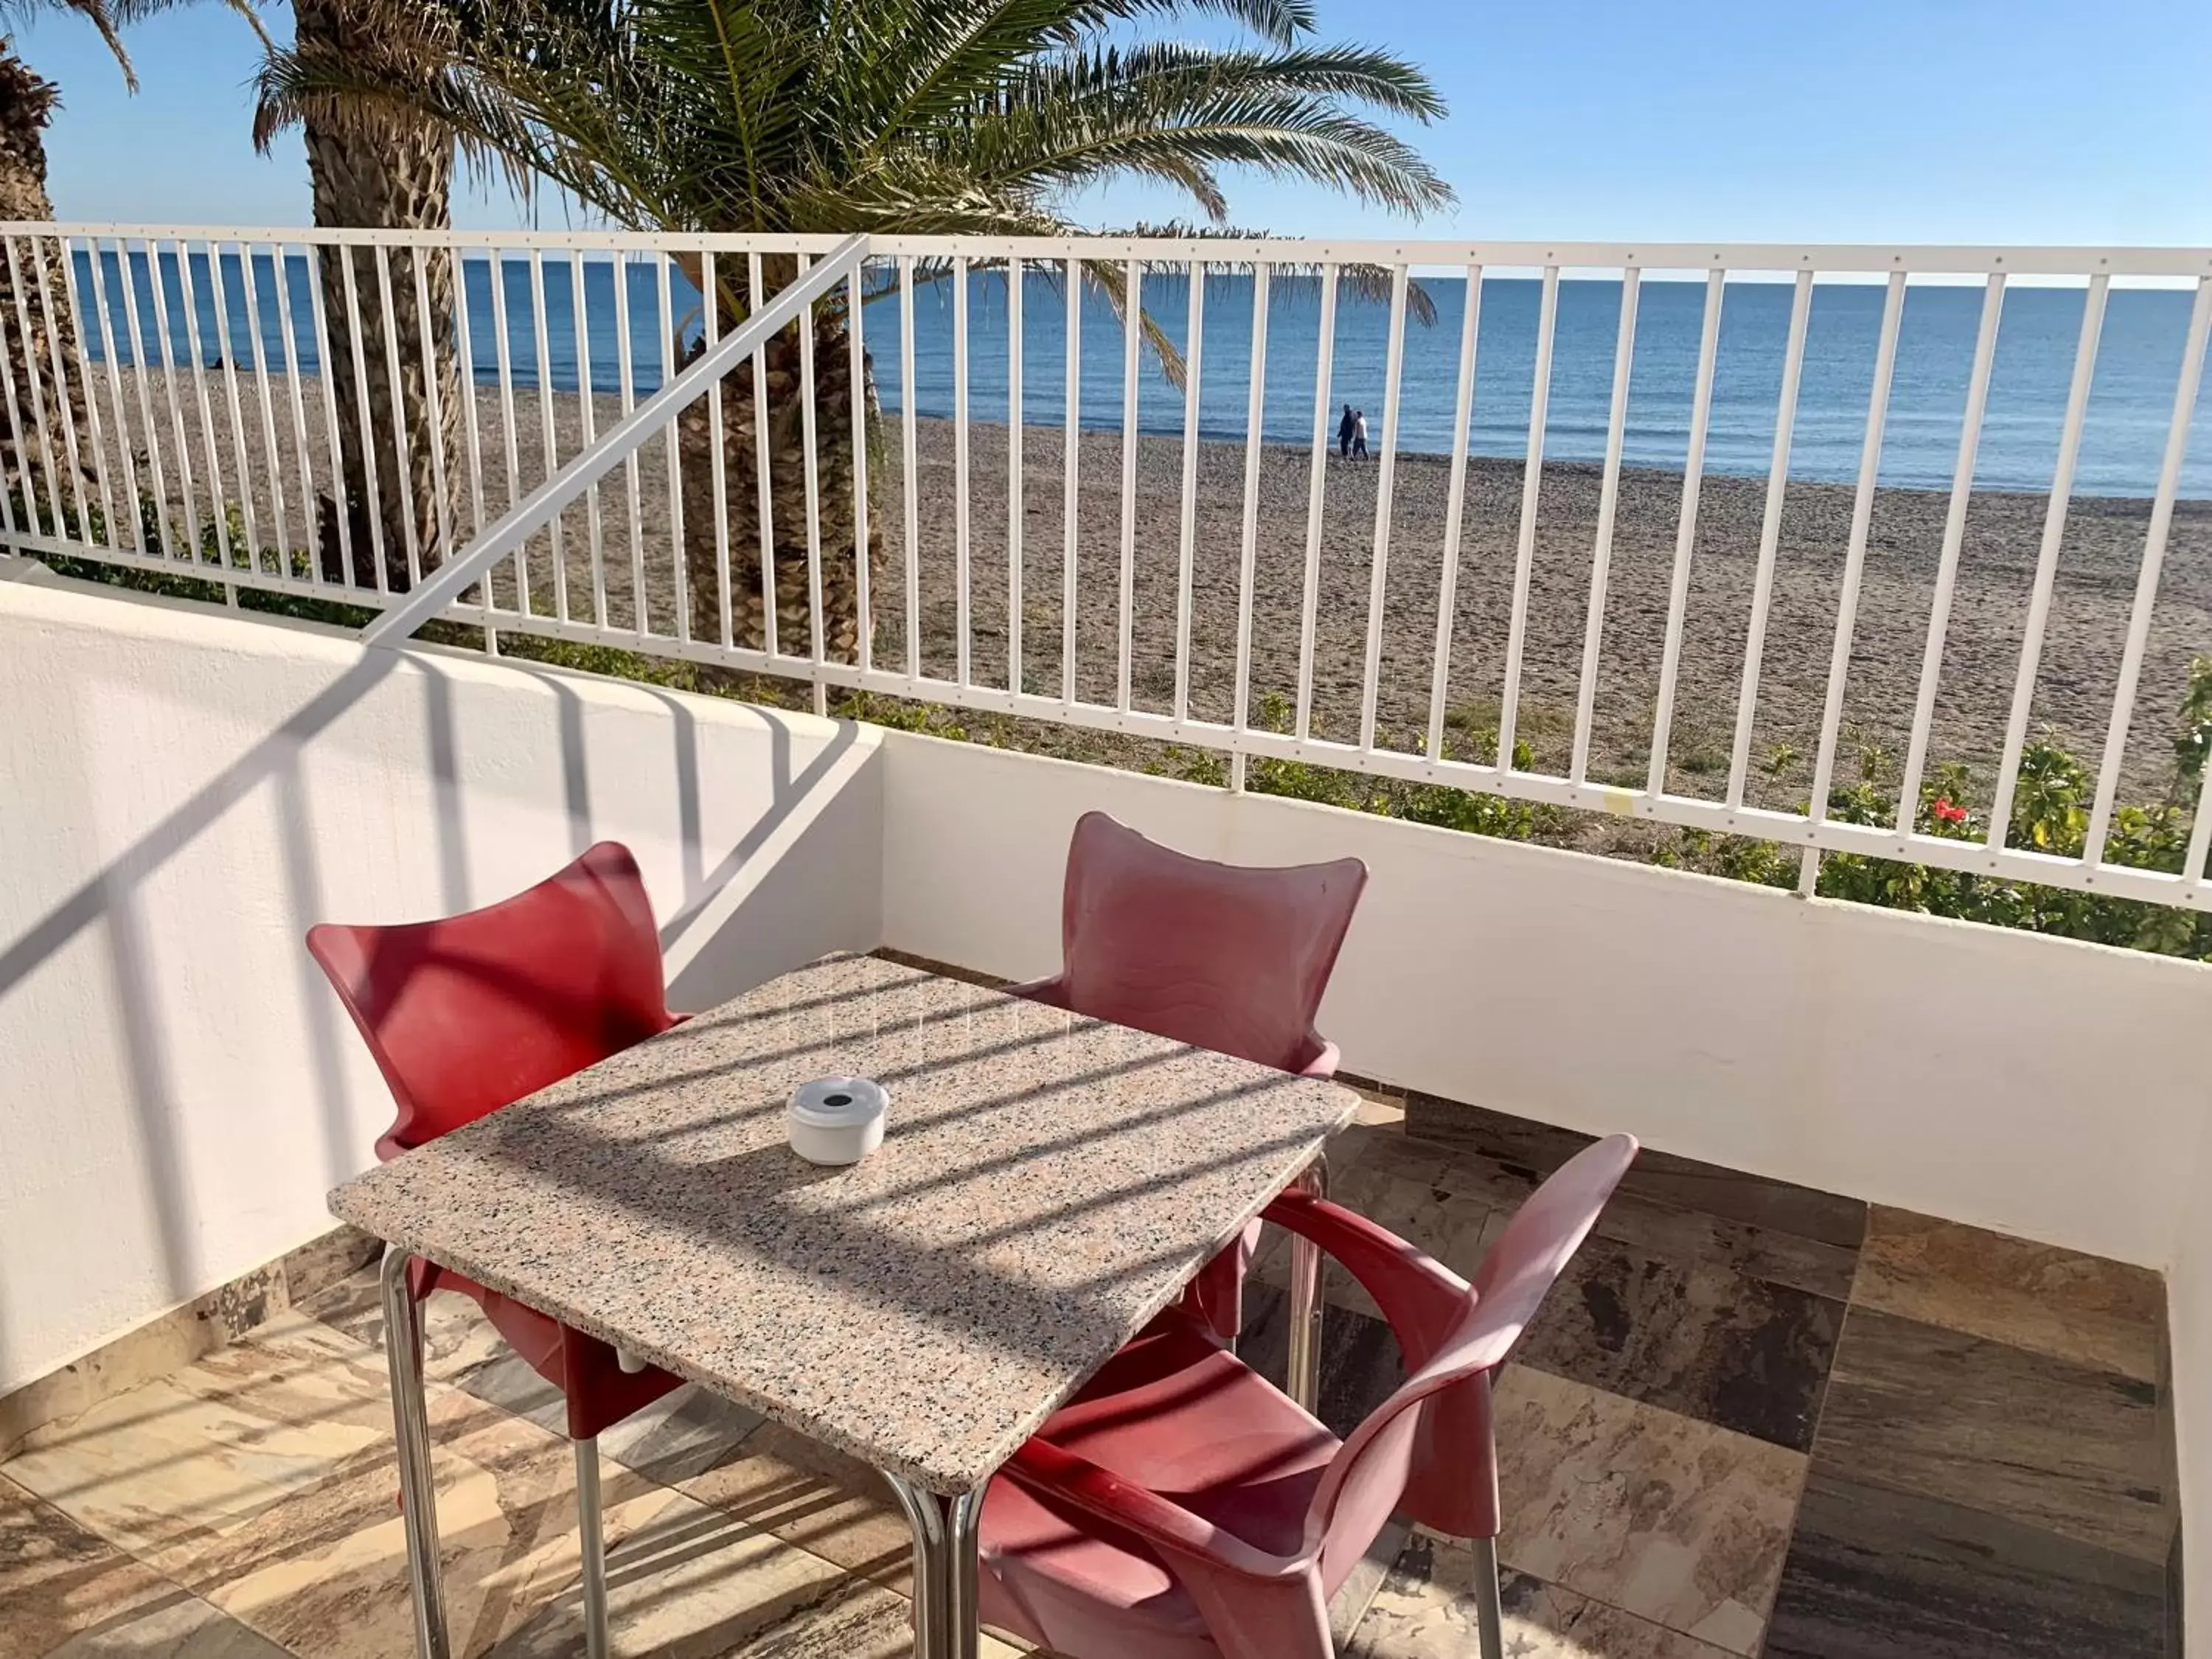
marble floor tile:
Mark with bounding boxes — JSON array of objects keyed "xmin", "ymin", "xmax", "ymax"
[
  {"xmin": 1, "ymin": 1314, "xmax": 405, "ymax": 1584},
  {"xmin": 1813, "ymin": 1307, "xmax": 2170, "ymax": 1565},
  {"xmin": 1401, "ymin": 1097, "xmax": 1867, "ymax": 1250},
  {"xmin": 0, "ymin": 1473, "xmax": 180, "ymax": 1659},
  {"xmin": 1489, "ymin": 1365, "xmax": 1804, "ymax": 1656},
  {"xmin": 1761, "ymin": 1469, "xmax": 2167, "ymax": 1659},
  {"xmin": 1511, "ymin": 1235, "xmax": 1846, "ymax": 1453},
  {"xmin": 1349, "ymin": 1531, "xmax": 1739, "ymax": 1659},
  {"xmin": 679, "ymin": 1421, "xmax": 914, "ymax": 1593},
  {"xmin": 1238, "ymin": 1287, "xmax": 1406, "ymax": 1441},
  {"xmin": 43, "ymin": 1593, "xmax": 297, "ymax": 1659},
  {"xmin": 1852, "ymin": 1206, "xmax": 2165, "ymax": 1383}
]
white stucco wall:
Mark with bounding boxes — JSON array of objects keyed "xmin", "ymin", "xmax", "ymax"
[
  {"xmin": 880, "ymin": 728, "xmax": 2212, "ymax": 1273},
  {"xmin": 0, "ymin": 563, "xmax": 883, "ymax": 1394}
]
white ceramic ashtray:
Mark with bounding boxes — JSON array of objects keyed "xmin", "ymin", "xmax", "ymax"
[{"xmin": 787, "ymin": 1077, "xmax": 888, "ymax": 1166}]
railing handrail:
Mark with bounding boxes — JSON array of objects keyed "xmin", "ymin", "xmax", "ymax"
[
  {"xmin": 9, "ymin": 222, "xmax": 2212, "ymax": 278},
  {"xmin": 358, "ymin": 232, "xmax": 869, "ymax": 647}
]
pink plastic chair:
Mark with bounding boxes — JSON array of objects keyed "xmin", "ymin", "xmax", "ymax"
[
  {"xmin": 306, "ymin": 841, "xmax": 688, "ymax": 1659},
  {"xmin": 1008, "ymin": 812, "xmax": 1368, "ymax": 1340},
  {"xmin": 976, "ymin": 1134, "xmax": 1640, "ymax": 1659}
]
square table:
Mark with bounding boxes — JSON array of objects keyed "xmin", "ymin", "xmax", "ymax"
[{"xmin": 330, "ymin": 953, "xmax": 1357, "ymax": 1658}]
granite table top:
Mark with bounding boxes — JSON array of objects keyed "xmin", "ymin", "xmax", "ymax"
[{"xmin": 328, "ymin": 953, "xmax": 1357, "ymax": 1494}]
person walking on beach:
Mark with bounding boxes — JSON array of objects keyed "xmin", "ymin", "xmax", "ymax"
[
  {"xmin": 1337, "ymin": 403, "xmax": 1356, "ymax": 459},
  {"xmin": 1352, "ymin": 408, "xmax": 1369, "ymax": 459}
]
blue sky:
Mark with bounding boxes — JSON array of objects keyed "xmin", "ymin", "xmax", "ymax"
[{"xmin": 16, "ymin": 0, "xmax": 2212, "ymax": 244}]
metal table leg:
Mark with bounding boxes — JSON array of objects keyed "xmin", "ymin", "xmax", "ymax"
[
  {"xmin": 379, "ymin": 1245, "xmax": 451, "ymax": 1659},
  {"xmin": 1286, "ymin": 1155, "xmax": 1329, "ymax": 1415},
  {"xmin": 883, "ymin": 1471, "xmax": 984, "ymax": 1659}
]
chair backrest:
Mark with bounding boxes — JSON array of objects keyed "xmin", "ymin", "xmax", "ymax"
[
  {"xmin": 1054, "ymin": 812, "xmax": 1366, "ymax": 1073},
  {"xmin": 1304, "ymin": 1134, "xmax": 1638, "ymax": 1579},
  {"xmin": 306, "ymin": 841, "xmax": 678, "ymax": 1158}
]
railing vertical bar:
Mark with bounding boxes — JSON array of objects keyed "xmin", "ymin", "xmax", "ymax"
[
  {"xmin": 55, "ymin": 236, "xmax": 115, "ymax": 546},
  {"xmin": 849, "ymin": 262, "xmax": 872, "ymax": 674},
  {"xmin": 408, "ymin": 251, "xmax": 456, "ymax": 597},
  {"xmin": 490, "ymin": 251, "xmax": 530, "ymax": 608},
  {"xmin": 1295, "ymin": 265, "xmax": 1340, "ymax": 740},
  {"xmin": 1804, "ymin": 270, "xmax": 1910, "ymax": 838},
  {"xmin": 1118, "ymin": 254, "xmax": 1140, "ymax": 713},
  {"xmin": 568, "ymin": 251, "xmax": 605, "ymax": 627},
  {"xmin": 268, "ymin": 243, "xmax": 322, "ymax": 581},
  {"xmin": 5, "ymin": 238, "xmax": 68, "ymax": 536},
  {"xmin": 2083, "ymin": 275, "xmax": 2212, "ymax": 869},
  {"xmin": 1174, "ymin": 259, "xmax": 1206, "ymax": 723},
  {"xmin": 84, "ymin": 237, "xmax": 144, "ymax": 550},
  {"xmin": 1062, "ymin": 255, "xmax": 1080, "ymax": 707},
  {"xmin": 1725, "ymin": 268, "xmax": 1813, "ymax": 807},
  {"xmin": 55, "ymin": 234, "xmax": 116, "ymax": 549},
  {"xmin": 750, "ymin": 251, "xmax": 777, "ymax": 658},
  {"xmin": 1496, "ymin": 265, "xmax": 1561, "ymax": 774},
  {"xmin": 797, "ymin": 260, "xmax": 826, "ymax": 691},
  {"xmin": 331, "ymin": 246, "xmax": 383, "ymax": 590},
  {"xmin": 2188, "ymin": 714, "xmax": 2212, "ymax": 891},
  {"xmin": 953, "ymin": 253, "xmax": 972, "ymax": 686},
  {"xmin": 153, "ymin": 239, "xmax": 208, "ymax": 570},
  {"xmin": 899, "ymin": 254, "xmax": 918, "ymax": 677},
  {"xmin": 1425, "ymin": 265, "xmax": 1484, "ymax": 762},
  {"xmin": 236, "ymin": 242, "xmax": 294, "ymax": 563},
  {"xmin": 179, "ymin": 240, "xmax": 237, "ymax": 580},
  {"xmin": 1358, "ymin": 262, "xmax": 1411, "ymax": 752},
  {"xmin": 1006, "ymin": 254, "xmax": 1024, "ymax": 692},
  {"xmin": 1645, "ymin": 268, "xmax": 1728, "ymax": 796},
  {"xmin": 611, "ymin": 252, "xmax": 648, "ymax": 635},
  {"xmin": 303, "ymin": 242, "xmax": 355, "ymax": 586},
  {"xmin": 1989, "ymin": 276, "xmax": 2109, "ymax": 843},
  {"xmin": 1570, "ymin": 268, "xmax": 1642, "ymax": 784},
  {"xmin": 451, "ymin": 246, "xmax": 489, "ymax": 632},
  {"xmin": 1894, "ymin": 272, "xmax": 2008, "ymax": 824},
  {"xmin": 0, "ymin": 240, "xmax": 35, "ymax": 535},
  {"xmin": 1233, "ymin": 262, "xmax": 1271, "ymax": 741},
  {"xmin": 703, "ymin": 251, "xmax": 731, "ymax": 649},
  {"xmin": 211, "ymin": 240, "xmax": 271, "ymax": 571},
  {"xmin": 27, "ymin": 234, "xmax": 91, "ymax": 541},
  {"xmin": 370, "ymin": 244, "xmax": 420, "ymax": 586},
  {"xmin": 658, "ymin": 252, "xmax": 686, "ymax": 643}
]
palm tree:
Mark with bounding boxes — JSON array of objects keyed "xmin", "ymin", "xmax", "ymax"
[
  {"xmin": 0, "ymin": 0, "xmax": 262, "ymax": 530},
  {"xmin": 254, "ymin": 1, "xmax": 464, "ymax": 585},
  {"xmin": 257, "ymin": 0, "xmax": 1451, "ymax": 654}
]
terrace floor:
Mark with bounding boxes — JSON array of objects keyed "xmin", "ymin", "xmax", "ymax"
[{"xmin": 1, "ymin": 1094, "xmax": 2182, "ymax": 1659}]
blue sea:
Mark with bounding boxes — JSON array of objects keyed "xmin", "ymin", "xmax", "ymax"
[{"xmin": 74, "ymin": 248, "xmax": 2212, "ymax": 499}]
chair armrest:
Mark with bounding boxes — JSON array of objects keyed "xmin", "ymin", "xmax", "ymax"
[
  {"xmin": 1002, "ymin": 973, "xmax": 1072, "ymax": 1009},
  {"xmin": 1260, "ymin": 1188, "xmax": 1472, "ymax": 1373},
  {"xmin": 1001, "ymin": 1439, "xmax": 1298, "ymax": 1581}
]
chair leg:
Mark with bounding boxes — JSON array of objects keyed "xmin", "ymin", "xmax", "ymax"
[
  {"xmin": 574, "ymin": 1436, "xmax": 611, "ymax": 1659},
  {"xmin": 1470, "ymin": 1534, "xmax": 1506, "ymax": 1659},
  {"xmin": 379, "ymin": 1248, "xmax": 450, "ymax": 1659},
  {"xmin": 1287, "ymin": 1155, "xmax": 1329, "ymax": 1414}
]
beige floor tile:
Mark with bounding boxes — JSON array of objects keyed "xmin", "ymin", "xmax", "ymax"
[
  {"xmin": 1351, "ymin": 1531, "xmax": 1738, "ymax": 1658},
  {"xmin": 1489, "ymin": 1366, "xmax": 1804, "ymax": 1656},
  {"xmin": 0, "ymin": 1473, "xmax": 182, "ymax": 1659},
  {"xmin": 679, "ymin": 1421, "xmax": 914, "ymax": 1593},
  {"xmin": 1851, "ymin": 1206, "xmax": 2165, "ymax": 1383},
  {"xmin": 1, "ymin": 1315, "xmax": 400, "ymax": 1584},
  {"xmin": 44, "ymin": 1593, "xmax": 296, "ymax": 1659}
]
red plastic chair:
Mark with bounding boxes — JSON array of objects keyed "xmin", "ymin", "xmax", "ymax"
[
  {"xmin": 976, "ymin": 1134, "xmax": 1639, "ymax": 1659},
  {"xmin": 306, "ymin": 841, "xmax": 687, "ymax": 1659},
  {"xmin": 1008, "ymin": 812, "xmax": 1368, "ymax": 1341}
]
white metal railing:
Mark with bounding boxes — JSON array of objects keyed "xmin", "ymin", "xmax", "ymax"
[{"xmin": 7, "ymin": 223, "xmax": 2212, "ymax": 913}]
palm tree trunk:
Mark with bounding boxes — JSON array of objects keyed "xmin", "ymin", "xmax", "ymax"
[
  {"xmin": 0, "ymin": 46, "xmax": 91, "ymax": 538},
  {"xmin": 677, "ymin": 279, "xmax": 876, "ymax": 661},
  {"xmin": 293, "ymin": 0, "xmax": 460, "ymax": 589}
]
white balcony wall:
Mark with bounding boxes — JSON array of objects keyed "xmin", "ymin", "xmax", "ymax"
[
  {"xmin": 0, "ymin": 563, "xmax": 883, "ymax": 1395},
  {"xmin": 880, "ymin": 730, "xmax": 2212, "ymax": 1273}
]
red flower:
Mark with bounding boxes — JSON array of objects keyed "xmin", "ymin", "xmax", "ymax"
[{"xmin": 1931, "ymin": 797, "xmax": 1968, "ymax": 826}]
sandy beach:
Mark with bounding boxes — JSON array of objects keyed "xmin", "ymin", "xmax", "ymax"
[{"xmin": 68, "ymin": 364, "xmax": 2212, "ymax": 808}]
